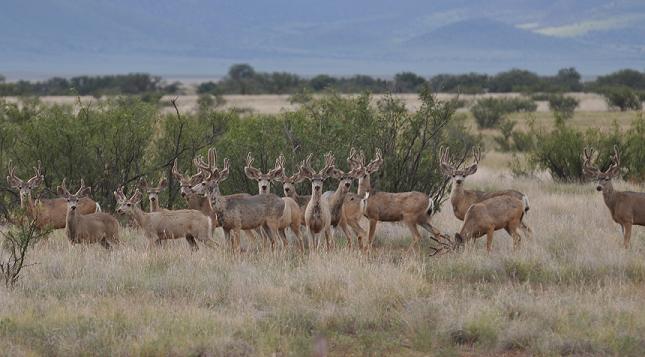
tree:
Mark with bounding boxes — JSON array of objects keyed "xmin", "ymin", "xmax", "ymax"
[
  {"xmin": 309, "ymin": 75, "xmax": 337, "ymax": 91},
  {"xmin": 393, "ymin": 72, "xmax": 426, "ymax": 93}
]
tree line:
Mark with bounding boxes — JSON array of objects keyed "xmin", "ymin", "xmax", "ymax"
[{"xmin": 2, "ymin": 66, "xmax": 645, "ymax": 97}]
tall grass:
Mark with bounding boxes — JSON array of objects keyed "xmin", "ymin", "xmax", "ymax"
[{"xmin": 1, "ymin": 161, "xmax": 645, "ymax": 355}]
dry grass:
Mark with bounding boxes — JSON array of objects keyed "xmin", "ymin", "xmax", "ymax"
[{"xmin": 2, "ymin": 155, "xmax": 645, "ymax": 356}]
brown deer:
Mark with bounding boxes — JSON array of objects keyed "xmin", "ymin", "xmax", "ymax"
[
  {"xmin": 440, "ymin": 146, "xmax": 532, "ymax": 239},
  {"xmin": 172, "ymin": 159, "xmax": 261, "ymax": 244},
  {"xmin": 454, "ymin": 195, "xmax": 527, "ymax": 252},
  {"xmin": 274, "ymin": 161, "xmax": 310, "ymax": 225},
  {"xmin": 7, "ymin": 161, "xmax": 100, "ymax": 230},
  {"xmin": 57, "ymin": 179, "xmax": 119, "ymax": 249},
  {"xmin": 583, "ymin": 146, "xmax": 645, "ymax": 249},
  {"xmin": 300, "ymin": 153, "xmax": 335, "ymax": 250},
  {"xmin": 245, "ymin": 153, "xmax": 304, "ymax": 250},
  {"xmin": 321, "ymin": 149, "xmax": 366, "ymax": 249},
  {"xmin": 351, "ymin": 149, "xmax": 442, "ymax": 252},
  {"xmin": 138, "ymin": 177, "xmax": 168, "ymax": 212},
  {"xmin": 191, "ymin": 148, "xmax": 285, "ymax": 252},
  {"xmin": 114, "ymin": 187, "xmax": 215, "ymax": 250}
]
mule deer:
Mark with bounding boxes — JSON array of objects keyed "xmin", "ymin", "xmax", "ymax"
[
  {"xmin": 274, "ymin": 159, "xmax": 310, "ymax": 225},
  {"xmin": 172, "ymin": 159, "xmax": 261, "ymax": 244},
  {"xmin": 299, "ymin": 153, "xmax": 336, "ymax": 250},
  {"xmin": 245, "ymin": 153, "xmax": 304, "ymax": 250},
  {"xmin": 440, "ymin": 146, "xmax": 532, "ymax": 239},
  {"xmin": 351, "ymin": 149, "xmax": 442, "ymax": 252},
  {"xmin": 7, "ymin": 161, "xmax": 100, "ymax": 230},
  {"xmin": 115, "ymin": 187, "xmax": 214, "ymax": 250},
  {"xmin": 583, "ymin": 146, "xmax": 645, "ymax": 249},
  {"xmin": 192, "ymin": 148, "xmax": 285, "ymax": 252},
  {"xmin": 57, "ymin": 179, "xmax": 119, "ymax": 249},
  {"xmin": 321, "ymin": 149, "xmax": 366, "ymax": 249},
  {"xmin": 138, "ymin": 177, "xmax": 168, "ymax": 212},
  {"xmin": 454, "ymin": 195, "xmax": 527, "ymax": 252}
]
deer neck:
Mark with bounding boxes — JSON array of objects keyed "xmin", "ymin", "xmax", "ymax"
[
  {"xmin": 601, "ymin": 182, "xmax": 618, "ymax": 212},
  {"xmin": 129, "ymin": 206, "xmax": 149, "ymax": 228},
  {"xmin": 65, "ymin": 207, "xmax": 79, "ymax": 242},
  {"xmin": 21, "ymin": 193, "xmax": 37, "ymax": 216},
  {"xmin": 208, "ymin": 186, "xmax": 227, "ymax": 215},
  {"xmin": 357, "ymin": 176, "xmax": 371, "ymax": 196},
  {"xmin": 149, "ymin": 199, "xmax": 159, "ymax": 212}
]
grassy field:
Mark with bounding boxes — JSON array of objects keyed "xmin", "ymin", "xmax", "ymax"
[{"xmin": 2, "ymin": 151, "xmax": 645, "ymax": 356}]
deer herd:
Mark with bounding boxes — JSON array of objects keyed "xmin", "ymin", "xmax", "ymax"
[{"xmin": 5, "ymin": 145, "xmax": 645, "ymax": 254}]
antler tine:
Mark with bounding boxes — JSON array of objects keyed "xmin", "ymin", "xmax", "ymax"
[
  {"xmin": 300, "ymin": 153, "xmax": 316, "ymax": 176},
  {"xmin": 207, "ymin": 148, "xmax": 217, "ymax": 169},
  {"xmin": 611, "ymin": 145, "xmax": 621, "ymax": 166},
  {"xmin": 581, "ymin": 146, "xmax": 601, "ymax": 178},
  {"xmin": 473, "ymin": 146, "xmax": 482, "ymax": 164},
  {"xmin": 268, "ymin": 154, "xmax": 286, "ymax": 177},
  {"xmin": 320, "ymin": 152, "xmax": 336, "ymax": 175},
  {"xmin": 276, "ymin": 153, "xmax": 286, "ymax": 170},
  {"xmin": 172, "ymin": 159, "xmax": 185, "ymax": 179},
  {"xmin": 75, "ymin": 178, "xmax": 87, "ymax": 196},
  {"xmin": 60, "ymin": 178, "xmax": 68, "ymax": 194},
  {"xmin": 7, "ymin": 160, "xmax": 22, "ymax": 184},
  {"xmin": 32, "ymin": 160, "xmax": 42, "ymax": 176},
  {"xmin": 245, "ymin": 152, "xmax": 254, "ymax": 168}
]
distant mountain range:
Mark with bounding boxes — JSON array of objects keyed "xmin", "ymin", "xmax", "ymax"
[{"xmin": 1, "ymin": 0, "xmax": 644, "ymax": 79}]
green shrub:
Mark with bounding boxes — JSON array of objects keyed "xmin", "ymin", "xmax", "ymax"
[
  {"xmin": 471, "ymin": 97, "xmax": 536, "ymax": 129},
  {"xmin": 548, "ymin": 94, "xmax": 579, "ymax": 120},
  {"xmin": 603, "ymin": 86, "xmax": 643, "ymax": 111}
]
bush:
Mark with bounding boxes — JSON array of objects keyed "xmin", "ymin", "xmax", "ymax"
[
  {"xmin": 471, "ymin": 97, "xmax": 536, "ymax": 129},
  {"xmin": 603, "ymin": 86, "xmax": 643, "ymax": 111},
  {"xmin": 548, "ymin": 94, "xmax": 579, "ymax": 121},
  {"xmin": 1, "ymin": 210, "xmax": 49, "ymax": 289}
]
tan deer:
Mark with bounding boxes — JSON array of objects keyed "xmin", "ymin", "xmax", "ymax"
[
  {"xmin": 321, "ymin": 149, "xmax": 366, "ymax": 249},
  {"xmin": 7, "ymin": 161, "xmax": 100, "ymax": 230},
  {"xmin": 172, "ymin": 159, "xmax": 261, "ymax": 244},
  {"xmin": 454, "ymin": 195, "xmax": 527, "ymax": 252},
  {"xmin": 440, "ymin": 146, "xmax": 532, "ymax": 239},
  {"xmin": 352, "ymin": 149, "xmax": 442, "ymax": 252},
  {"xmin": 57, "ymin": 179, "xmax": 119, "ymax": 249},
  {"xmin": 138, "ymin": 177, "xmax": 168, "ymax": 212},
  {"xmin": 274, "ymin": 161, "xmax": 310, "ymax": 226},
  {"xmin": 583, "ymin": 146, "xmax": 645, "ymax": 249},
  {"xmin": 114, "ymin": 187, "xmax": 215, "ymax": 250},
  {"xmin": 245, "ymin": 153, "xmax": 304, "ymax": 250},
  {"xmin": 192, "ymin": 148, "xmax": 285, "ymax": 252},
  {"xmin": 299, "ymin": 153, "xmax": 335, "ymax": 250}
]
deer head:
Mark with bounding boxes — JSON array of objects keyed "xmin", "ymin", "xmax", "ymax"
[
  {"xmin": 7, "ymin": 161, "xmax": 45, "ymax": 203},
  {"xmin": 440, "ymin": 146, "xmax": 481, "ymax": 186},
  {"xmin": 273, "ymin": 154, "xmax": 307, "ymax": 197},
  {"xmin": 582, "ymin": 146, "xmax": 621, "ymax": 192},
  {"xmin": 191, "ymin": 148, "xmax": 230, "ymax": 197},
  {"xmin": 57, "ymin": 178, "xmax": 91, "ymax": 211},
  {"xmin": 114, "ymin": 187, "xmax": 143, "ymax": 215},
  {"xmin": 299, "ymin": 152, "xmax": 335, "ymax": 195},
  {"xmin": 139, "ymin": 177, "xmax": 167, "ymax": 206},
  {"xmin": 172, "ymin": 159, "xmax": 203, "ymax": 198},
  {"xmin": 244, "ymin": 152, "xmax": 284, "ymax": 195},
  {"xmin": 325, "ymin": 149, "xmax": 361, "ymax": 193},
  {"xmin": 347, "ymin": 148, "xmax": 383, "ymax": 194}
]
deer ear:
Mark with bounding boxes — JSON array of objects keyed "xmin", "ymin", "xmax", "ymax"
[
  {"xmin": 463, "ymin": 164, "xmax": 478, "ymax": 176},
  {"xmin": 138, "ymin": 177, "xmax": 148, "ymax": 190},
  {"xmin": 244, "ymin": 166, "xmax": 260, "ymax": 180},
  {"xmin": 57, "ymin": 186, "xmax": 68, "ymax": 197},
  {"xmin": 158, "ymin": 178, "xmax": 168, "ymax": 190},
  {"xmin": 440, "ymin": 162, "xmax": 454, "ymax": 177},
  {"xmin": 78, "ymin": 186, "xmax": 91, "ymax": 198}
]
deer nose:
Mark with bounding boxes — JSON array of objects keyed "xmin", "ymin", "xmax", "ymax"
[
  {"xmin": 151, "ymin": 197, "xmax": 156, "ymax": 201},
  {"xmin": 344, "ymin": 182, "xmax": 351, "ymax": 188},
  {"xmin": 315, "ymin": 186, "xmax": 321, "ymax": 191},
  {"xmin": 455, "ymin": 179, "xmax": 463, "ymax": 184},
  {"xmin": 285, "ymin": 188, "xmax": 290, "ymax": 193},
  {"xmin": 261, "ymin": 185, "xmax": 267, "ymax": 191},
  {"xmin": 596, "ymin": 186, "xmax": 602, "ymax": 191}
]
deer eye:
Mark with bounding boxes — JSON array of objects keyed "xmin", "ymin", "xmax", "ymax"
[{"xmin": 127, "ymin": 203, "xmax": 131, "ymax": 207}]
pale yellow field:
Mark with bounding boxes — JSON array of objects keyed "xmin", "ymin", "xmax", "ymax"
[{"xmin": 2, "ymin": 153, "xmax": 645, "ymax": 356}]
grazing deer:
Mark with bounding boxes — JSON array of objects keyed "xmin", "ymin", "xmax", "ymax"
[
  {"xmin": 57, "ymin": 179, "xmax": 119, "ymax": 249},
  {"xmin": 440, "ymin": 146, "xmax": 532, "ymax": 239},
  {"xmin": 114, "ymin": 187, "xmax": 215, "ymax": 250},
  {"xmin": 7, "ymin": 161, "xmax": 100, "ymax": 230},
  {"xmin": 321, "ymin": 149, "xmax": 366, "ymax": 249},
  {"xmin": 172, "ymin": 159, "xmax": 261, "ymax": 244},
  {"xmin": 192, "ymin": 148, "xmax": 285, "ymax": 252},
  {"xmin": 245, "ymin": 153, "xmax": 304, "ymax": 250},
  {"xmin": 583, "ymin": 146, "xmax": 645, "ymax": 249},
  {"xmin": 351, "ymin": 149, "xmax": 441, "ymax": 252},
  {"xmin": 138, "ymin": 177, "xmax": 168, "ymax": 212},
  {"xmin": 454, "ymin": 195, "xmax": 527, "ymax": 252},
  {"xmin": 299, "ymin": 153, "xmax": 335, "ymax": 250}
]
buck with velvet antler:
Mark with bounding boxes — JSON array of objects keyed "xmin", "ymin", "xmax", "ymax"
[
  {"xmin": 246, "ymin": 153, "xmax": 304, "ymax": 250},
  {"xmin": 57, "ymin": 179, "xmax": 119, "ymax": 249},
  {"xmin": 192, "ymin": 148, "xmax": 285, "ymax": 252},
  {"xmin": 139, "ymin": 177, "xmax": 168, "ymax": 212},
  {"xmin": 440, "ymin": 146, "xmax": 532, "ymax": 239},
  {"xmin": 299, "ymin": 153, "xmax": 336, "ymax": 250},
  {"xmin": 352, "ymin": 149, "xmax": 443, "ymax": 252},
  {"xmin": 274, "ymin": 159, "xmax": 310, "ymax": 225},
  {"xmin": 583, "ymin": 146, "xmax": 645, "ymax": 249},
  {"xmin": 115, "ymin": 187, "xmax": 215, "ymax": 250},
  {"xmin": 321, "ymin": 148, "xmax": 366, "ymax": 249},
  {"xmin": 7, "ymin": 161, "xmax": 100, "ymax": 230}
]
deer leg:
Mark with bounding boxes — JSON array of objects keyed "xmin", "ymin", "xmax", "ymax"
[
  {"xmin": 520, "ymin": 220, "xmax": 533, "ymax": 240},
  {"xmin": 278, "ymin": 228, "xmax": 289, "ymax": 249},
  {"xmin": 405, "ymin": 222, "xmax": 422, "ymax": 254},
  {"xmin": 338, "ymin": 220, "xmax": 353, "ymax": 250},
  {"xmin": 185, "ymin": 234, "xmax": 199, "ymax": 251},
  {"xmin": 486, "ymin": 227, "xmax": 494, "ymax": 253},
  {"xmin": 309, "ymin": 228, "xmax": 319, "ymax": 252},
  {"xmin": 623, "ymin": 222, "xmax": 632, "ymax": 249},
  {"xmin": 348, "ymin": 220, "xmax": 366, "ymax": 250},
  {"xmin": 290, "ymin": 221, "xmax": 304, "ymax": 252},
  {"xmin": 367, "ymin": 219, "xmax": 378, "ymax": 251},
  {"xmin": 99, "ymin": 237, "xmax": 111, "ymax": 250},
  {"xmin": 324, "ymin": 228, "xmax": 332, "ymax": 251},
  {"xmin": 505, "ymin": 227, "xmax": 521, "ymax": 250},
  {"xmin": 223, "ymin": 229, "xmax": 233, "ymax": 251}
]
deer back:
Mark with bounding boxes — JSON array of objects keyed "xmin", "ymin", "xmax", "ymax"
[
  {"xmin": 33, "ymin": 196, "xmax": 98, "ymax": 229},
  {"xmin": 363, "ymin": 191, "xmax": 429, "ymax": 223},
  {"xmin": 221, "ymin": 194, "xmax": 285, "ymax": 230},
  {"xmin": 143, "ymin": 209, "xmax": 212, "ymax": 239},
  {"xmin": 68, "ymin": 212, "xmax": 119, "ymax": 244},
  {"xmin": 461, "ymin": 196, "xmax": 524, "ymax": 237}
]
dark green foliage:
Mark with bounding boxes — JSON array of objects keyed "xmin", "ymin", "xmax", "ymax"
[
  {"xmin": 0, "ymin": 91, "xmax": 477, "ymax": 212},
  {"xmin": 393, "ymin": 72, "xmax": 427, "ymax": 93},
  {"xmin": 590, "ymin": 69, "xmax": 645, "ymax": 91},
  {"xmin": 602, "ymin": 86, "xmax": 643, "ymax": 111},
  {"xmin": 548, "ymin": 94, "xmax": 579, "ymax": 121},
  {"xmin": 471, "ymin": 97, "xmax": 536, "ymax": 129}
]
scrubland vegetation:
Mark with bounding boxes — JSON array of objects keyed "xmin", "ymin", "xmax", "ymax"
[{"xmin": 1, "ymin": 85, "xmax": 645, "ymax": 355}]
